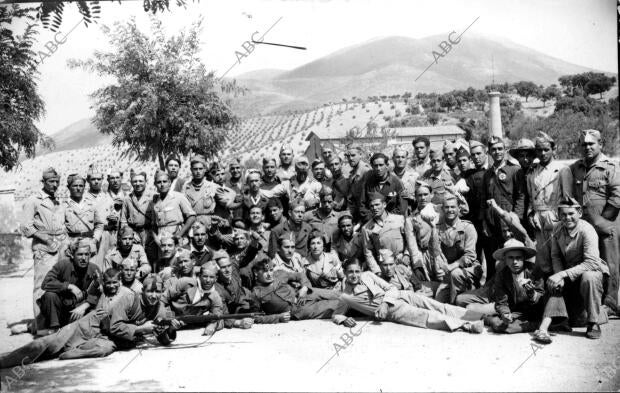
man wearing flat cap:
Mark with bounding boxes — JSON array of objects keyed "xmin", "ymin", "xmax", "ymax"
[
  {"xmin": 526, "ymin": 131, "xmax": 573, "ymax": 275},
  {"xmin": 569, "ymin": 129, "xmax": 620, "ymax": 316},
  {"xmin": 480, "ymin": 136, "xmax": 526, "ymax": 281},
  {"xmin": 20, "ymin": 167, "xmax": 68, "ymax": 334}
]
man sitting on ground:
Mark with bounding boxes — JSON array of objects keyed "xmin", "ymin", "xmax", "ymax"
[
  {"xmin": 38, "ymin": 239, "xmax": 102, "ymax": 334},
  {"xmin": 103, "ymin": 226, "xmax": 150, "ymax": 278}
]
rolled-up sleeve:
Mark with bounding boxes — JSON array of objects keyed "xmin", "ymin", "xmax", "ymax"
[{"xmin": 178, "ymin": 194, "xmax": 196, "ymax": 219}]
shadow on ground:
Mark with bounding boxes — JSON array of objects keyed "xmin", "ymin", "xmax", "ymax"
[{"xmin": 0, "ymin": 357, "xmax": 164, "ymax": 392}]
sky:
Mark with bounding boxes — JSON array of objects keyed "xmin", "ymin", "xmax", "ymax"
[{"xmin": 8, "ymin": 0, "xmax": 618, "ymax": 134}]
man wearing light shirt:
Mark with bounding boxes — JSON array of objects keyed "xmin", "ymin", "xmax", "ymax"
[{"xmin": 332, "ymin": 259, "xmax": 484, "ymax": 333}]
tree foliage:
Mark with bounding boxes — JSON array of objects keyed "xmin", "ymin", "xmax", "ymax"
[
  {"xmin": 559, "ymin": 72, "xmax": 616, "ymax": 98},
  {"xmin": 36, "ymin": 0, "xmax": 189, "ymax": 31},
  {"xmin": 540, "ymin": 84, "xmax": 561, "ymax": 107},
  {"xmin": 513, "ymin": 81, "xmax": 539, "ymax": 102},
  {"xmin": 0, "ymin": 5, "xmax": 54, "ymax": 171},
  {"xmin": 68, "ymin": 16, "xmax": 241, "ymax": 169}
]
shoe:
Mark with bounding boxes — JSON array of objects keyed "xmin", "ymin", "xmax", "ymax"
[
  {"xmin": 532, "ymin": 330, "xmax": 552, "ymax": 344},
  {"xmin": 602, "ymin": 305, "xmax": 618, "ymax": 319},
  {"xmin": 464, "ymin": 320, "xmax": 484, "ymax": 334},
  {"xmin": 35, "ymin": 328, "xmax": 59, "ymax": 337},
  {"xmin": 549, "ymin": 320, "xmax": 572, "ymax": 333},
  {"xmin": 10, "ymin": 323, "xmax": 29, "ymax": 335},
  {"xmin": 586, "ymin": 323, "xmax": 601, "ymax": 339}
]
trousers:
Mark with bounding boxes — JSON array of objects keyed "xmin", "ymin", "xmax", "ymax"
[
  {"xmin": 543, "ymin": 270, "xmax": 606, "ymax": 325},
  {"xmin": 0, "ymin": 312, "xmax": 115, "ymax": 369}
]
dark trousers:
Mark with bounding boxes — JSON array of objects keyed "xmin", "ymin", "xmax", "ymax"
[
  {"xmin": 599, "ymin": 230, "xmax": 619, "ymax": 313},
  {"xmin": 543, "ymin": 271, "xmax": 605, "ymax": 325},
  {"xmin": 39, "ymin": 292, "xmax": 77, "ymax": 329},
  {"xmin": 488, "ymin": 312, "xmax": 539, "ymax": 334},
  {"xmin": 482, "ymin": 233, "xmax": 503, "ymax": 283},
  {"xmin": 292, "ymin": 289, "xmax": 340, "ymax": 320}
]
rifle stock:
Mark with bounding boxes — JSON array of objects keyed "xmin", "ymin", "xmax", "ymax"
[{"xmin": 153, "ymin": 312, "xmax": 265, "ymax": 345}]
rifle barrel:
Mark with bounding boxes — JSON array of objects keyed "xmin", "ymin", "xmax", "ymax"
[{"xmin": 178, "ymin": 312, "xmax": 264, "ymax": 326}]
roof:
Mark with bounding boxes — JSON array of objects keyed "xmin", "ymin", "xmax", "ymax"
[{"xmin": 307, "ymin": 125, "xmax": 464, "ymax": 140}]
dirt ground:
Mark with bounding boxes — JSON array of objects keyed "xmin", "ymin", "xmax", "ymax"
[{"xmin": 1, "ymin": 253, "xmax": 619, "ymax": 392}]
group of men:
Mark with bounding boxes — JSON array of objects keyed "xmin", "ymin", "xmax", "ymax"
[{"xmin": 2, "ymin": 127, "xmax": 618, "ymax": 368}]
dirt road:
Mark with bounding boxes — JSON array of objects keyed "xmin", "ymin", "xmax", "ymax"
[{"xmin": 1, "ymin": 259, "xmax": 619, "ymax": 392}]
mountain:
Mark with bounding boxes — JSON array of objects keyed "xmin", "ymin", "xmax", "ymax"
[
  {"xmin": 43, "ymin": 118, "xmax": 112, "ymax": 154},
  {"xmin": 230, "ymin": 34, "xmax": 610, "ymax": 114},
  {"xmin": 41, "ymin": 34, "xmax": 615, "ymax": 152}
]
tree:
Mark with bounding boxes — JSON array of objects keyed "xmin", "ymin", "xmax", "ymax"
[
  {"xmin": 30, "ymin": 0, "xmax": 189, "ymax": 31},
  {"xmin": 0, "ymin": 5, "xmax": 54, "ymax": 171},
  {"xmin": 427, "ymin": 112, "xmax": 440, "ymax": 126},
  {"xmin": 68, "ymin": 16, "xmax": 240, "ymax": 169},
  {"xmin": 439, "ymin": 93, "xmax": 457, "ymax": 112},
  {"xmin": 513, "ymin": 81, "xmax": 539, "ymax": 102},
  {"xmin": 584, "ymin": 75, "xmax": 616, "ymax": 99},
  {"xmin": 540, "ymin": 84, "xmax": 561, "ymax": 107}
]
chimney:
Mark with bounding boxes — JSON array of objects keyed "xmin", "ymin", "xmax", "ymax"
[{"xmin": 488, "ymin": 91, "xmax": 502, "ymax": 138}]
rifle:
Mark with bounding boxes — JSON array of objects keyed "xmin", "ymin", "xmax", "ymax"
[{"xmin": 153, "ymin": 312, "xmax": 265, "ymax": 345}]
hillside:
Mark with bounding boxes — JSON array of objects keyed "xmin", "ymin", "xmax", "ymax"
[
  {"xmin": 8, "ymin": 100, "xmax": 420, "ymax": 198},
  {"xmin": 44, "ymin": 118, "xmax": 113, "ymax": 153},
  {"xmin": 232, "ymin": 34, "xmax": 607, "ymax": 115}
]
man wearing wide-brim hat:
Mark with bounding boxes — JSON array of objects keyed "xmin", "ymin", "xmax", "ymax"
[
  {"xmin": 485, "ymin": 238, "xmax": 545, "ymax": 335},
  {"xmin": 508, "ymin": 138, "xmax": 536, "ymax": 172}
]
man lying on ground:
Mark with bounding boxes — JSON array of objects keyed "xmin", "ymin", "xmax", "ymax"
[
  {"xmin": 251, "ymin": 258, "xmax": 339, "ymax": 320},
  {"xmin": 0, "ymin": 270, "xmax": 174, "ymax": 368},
  {"xmin": 332, "ymin": 259, "xmax": 484, "ymax": 334}
]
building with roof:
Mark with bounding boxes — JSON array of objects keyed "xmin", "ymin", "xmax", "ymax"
[{"xmin": 306, "ymin": 125, "xmax": 465, "ymax": 150}]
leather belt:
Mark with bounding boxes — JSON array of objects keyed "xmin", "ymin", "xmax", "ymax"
[{"xmin": 68, "ymin": 231, "xmax": 94, "ymax": 238}]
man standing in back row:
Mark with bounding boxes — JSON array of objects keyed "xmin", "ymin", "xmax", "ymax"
[
  {"xmin": 480, "ymin": 136, "xmax": 525, "ymax": 282},
  {"xmin": 20, "ymin": 168, "xmax": 68, "ymax": 335},
  {"xmin": 569, "ymin": 129, "xmax": 620, "ymax": 316}
]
